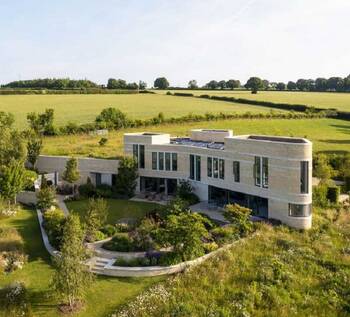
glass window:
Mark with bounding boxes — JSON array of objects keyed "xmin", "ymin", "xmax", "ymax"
[
  {"xmin": 300, "ymin": 161, "xmax": 309, "ymax": 194},
  {"xmin": 213, "ymin": 158, "xmax": 219, "ymax": 178},
  {"xmin": 289, "ymin": 204, "xmax": 312, "ymax": 217},
  {"xmin": 95, "ymin": 173, "xmax": 102, "ymax": 186},
  {"xmin": 152, "ymin": 152, "xmax": 157, "ymax": 170},
  {"xmin": 172, "ymin": 153, "xmax": 178, "ymax": 171},
  {"xmin": 233, "ymin": 161, "xmax": 240, "ymax": 182},
  {"xmin": 139, "ymin": 145, "xmax": 145, "ymax": 168},
  {"xmin": 207, "ymin": 157, "xmax": 212, "ymax": 177},
  {"xmin": 159, "ymin": 152, "xmax": 164, "ymax": 170},
  {"xmin": 190, "ymin": 154, "xmax": 195, "ymax": 179},
  {"xmin": 219, "ymin": 159, "xmax": 225, "ymax": 179},
  {"xmin": 133, "ymin": 144, "xmax": 138, "ymax": 161},
  {"xmin": 195, "ymin": 155, "xmax": 201, "ymax": 181},
  {"xmin": 254, "ymin": 157, "xmax": 261, "ymax": 186},
  {"xmin": 262, "ymin": 157, "xmax": 268, "ymax": 188},
  {"xmin": 165, "ymin": 153, "xmax": 171, "ymax": 171}
]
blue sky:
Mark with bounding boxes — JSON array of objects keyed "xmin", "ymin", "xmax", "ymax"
[{"xmin": 1, "ymin": 0, "xmax": 349, "ymax": 86}]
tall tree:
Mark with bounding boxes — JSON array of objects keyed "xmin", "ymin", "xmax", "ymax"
[
  {"xmin": 52, "ymin": 214, "xmax": 92, "ymax": 310},
  {"xmin": 154, "ymin": 77, "xmax": 169, "ymax": 89},
  {"xmin": 115, "ymin": 157, "xmax": 138, "ymax": 198},
  {"xmin": 138, "ymin": 80, "xmax": 147, "ymax": 90},
  {"xmin": 218, "ymin": 80, "xmax": 226, "ymax": 89},
  {"xmin": 276, "ymin": 82, "xmax": 286, "ymax": 91},
  {"xmin": 27, "ymin": 108, "xmax": 55, "ymax": 135},
  {"xmin": 84, "ymin": 198, "xmax": 108, "ymax": 242},
  {"xmin": 62, "ymin": 158, "xmax": 80, "ymax": 194},
  {"xmin": 226, "ymin": 79, "xmax": 240, "ymax": 89},
  {"xmin": 245, "ymin": 77, "xmax": 263, "ymax": 94},
  {"xmin": 315, "ymin": 78, "xmax": 327, "ymax": 91},
  {"xmin": 188, "ymin": 80, "xmax": 198, "ymax": 89},
  {"xmin": 205, "ymin": 80, "xmax": 219, "ymax": 89},
  {"xmin": 26, "ymin": 131, "xmax": 43, "ymax": 169},
  {"xmin": 287, "ymin": 81, "xmax": 297, "ymax": 90}
]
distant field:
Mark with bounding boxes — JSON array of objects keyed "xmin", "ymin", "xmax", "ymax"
[
  {"xmin": 42, "ymin": 118, "xmax": 350, "ymax": 158},
  {"xmin": 157, "ymin": 90, "xmax": 350, "ymax": 112},
  {"xmin": 0, "ymin": 94, "xmax": 282, "ymax": 129}
]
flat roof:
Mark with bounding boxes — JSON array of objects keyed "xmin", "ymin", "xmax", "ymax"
[
  {"xmin": 170, "ymin": 137, "xmax": 225, "ymax": 150},
  {"xmin": 247, "ymin": 135, "xmax": 308, "ymax": 144}
]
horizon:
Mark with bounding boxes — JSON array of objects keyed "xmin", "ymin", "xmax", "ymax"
[{"xmin": 1, "ymin": 0, "xmax": 349, "ymax": 86}]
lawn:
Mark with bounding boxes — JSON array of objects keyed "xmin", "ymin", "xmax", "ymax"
[
  {"xmin": 112, "ymin": 206, "xmax": 350, "ymax": 316},
  {"xmin": 157, "ymin": 90, "xmax": 350, "ymax": 112},
  {"xmin": 0, "ymin": 94, "xmax": 280, "ymax": 129},
  {"xmin": 66, "ymin": 199, "xmax": 160, "ymax": 225},
  {"xmin": 0, "ymin": 206, "xmax": 163, "ymax": 317},
  {"xmin": 42, "ymin": 118, "xmax": 350, "ymax": 158}
]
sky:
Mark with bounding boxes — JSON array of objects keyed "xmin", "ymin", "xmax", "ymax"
[{"xmin": 1, "ymin": 0, "xmax": 349, "ymax": 87}]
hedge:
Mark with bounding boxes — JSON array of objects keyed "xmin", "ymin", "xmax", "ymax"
[{"xmin": 0, "ymin": 88, "xmax": 140, "ymax": 95}]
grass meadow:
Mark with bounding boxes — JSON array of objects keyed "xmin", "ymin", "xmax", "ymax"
[
  {"xmin": 42, "ymin": 118, "xmax": 350, "ymax": 158},
  {"xmin": 157, "ymin": 90, "xmax": 350, "ymax": 112},
  {"xmin": 0, "ymin": 94, "xmax": 281, "ymax": 129},
  {"xmin": 0, "ymin": 207, "xmax": 163, "ymax": 317}
]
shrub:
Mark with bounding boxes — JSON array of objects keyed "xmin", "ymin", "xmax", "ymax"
[
  {"xmin": 158, "ymin": 251, "xmax": 183, "ymax": 266},
  {"xmin": 36, "ymin": 186, "xmax": 56, "ymax": 211},
  {"xmin": 84, "ymin": 198, "xmax": 108, "ymax": 242},
  {"xmin": 98, "ymin": 137, "xmax": 108, "ymax": 146},
  {"xmin": 0, "ymin": 282, "xmax": 32, "ymax": 317},
  {"xmin": 223, "ymin": 204, "xmax": 253, "ymax": 236},
  {"xmin": 95, "ymin": 184, "xmax": 113, "ymax": 198},
  {"xmin": 211, "ymin": 225, "xmax": 239, "ymax": 245},
  {"xmin": 130, "ymin": 218, "xmax": 158, "ymax": 251},
  {"xmin": 313, "ymin": 184, "xmax": 328, "ymax": 207},
  {"xmin": 326, "ymin": 186, "xmax": 340, "ymax": 204},
  {"xmin": 100, "ymin": 224, "xmax": 118, "ymax": 237},
  {"xmin": 203, "ymin": 242, "xmax": 219, "ymax": 253},
  {"xmin": 102, "ymin": 233, "xmax": 135, "ymax": 252},
  {"xmin": 114, "ymin": 157, "xmax": 138, "ymax": 198},
  {"xmin": 78, "ymin": 177, "xmax": 96, "ymax": 197},
  {"xmin": 94, "ymin": 231, "xmax": 106, "ymax": 241},
  {"xmin": 176, "ymin": 180, "xmax": 200, "ymax": 205},
  {"xmin": 42, "ymin": 209, "xmax": 66, "ymax": 249},
  {"xmin": 95, "ymin": 107, "xmax": 129, "ymax": 130}
]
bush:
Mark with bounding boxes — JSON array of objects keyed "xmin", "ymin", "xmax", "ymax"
[
  {"xmin": 102, "ymin": 233, "xmax": 136, "ymax": 252},
  {"xmin": 313, "ymin": 184, "xmax": 328, "ymax": 207},
  {"xmin": 95, "ymin": 184, "xmax": 113, "ymax": 198},
  {"xmin": 78, "ymin": 178, "xmax": 96, "ymax": 197},
  {"xmin": 100, "ymin": 224, "xmax": 118, "ymax": 237},
  {"xmin": 158, "ymin": 252, "xmax": 183, "ymax": 266},
  {"xmin": 327, "ymin": 186, "xmax": 340, "ymax": 204},
  {"xmin": 95, "ymin": 107, "xmax": 129, "ymax": 130},
  {"xmin": 114, "ymin": 157, "xmax": 138, "ymax": 198},
  {"xmin": 130, "ymin": 218, "xmax": 158, "ymax": 251},
  {"xmin": 42, "ymin": 209, "xmax": 66, "ymax": 249},
  {"xmin": 0, "ymin": 282, "xmax": 32, "ymax": 317},
  {"xmin": 99, "ymin": 137, "xmax": 108, "ymax": 146},
  {"xmin": 203, "ymin": 242, "xmax": 219, "ymax": 254},
  {"xmin": 176, "ymin": 180, "xmax": 200, "ymax": 205},
  {"xmin": 211, "ymin": 225, "xmax": 239, "ymax": 245},
  {"xmin": 223, "ymin": 204, "xmax": 253, "ymax": 236},
  {"xmin": 94, "ymin": 230, "xmax": 106, "ymax": 241},
  {"xmin": 36, "ymin": 186, "xmax": 56, "ymax": 211}
]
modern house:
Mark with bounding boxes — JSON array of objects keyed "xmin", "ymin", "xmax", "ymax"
[{"xmin": 124, "ymin": 129, "xmax": 312, "ymax": 229}]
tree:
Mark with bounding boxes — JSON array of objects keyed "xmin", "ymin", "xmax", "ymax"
[
  {"xmin": 262, "ymin": 79, "xmax": 270, "ymax": 90},
  {"xmin": 95, "ymin": 107, "xmax": 128, "ymax": 130},
  {"xmin": 188, "ymin": 80, "xmax": 198, "ymax": 89},
  {"xmin": 223, "ymin": 204, "xmax": 253, "ymax": 236},
  {"xmin": 37, "ymin": 186, "xmax": 57, "ymax": 211},
  {"xmin": 314, "ymin": 154, "xmax": 333, "ymax": 184},
  {"xmin": 139, "ymin": 80, "xmax": 147, "ymax": 90},
  {"xmin": 26, "ymin": 132, "xmax": 42, "ymax": 169},
  {"xmin": 327, "ymin": 77, "xmax": 344, "ymax": 91},
  {"xmin": 52, "ymin": 214, "xmax": 92, "ymax": 310},
  {"xmin": 218, "ymin": 80, "xmax": 226, "ymax": 89},
  {"xmin": 344, "ymin": 75, "xmax": 350, "ymax": 91},
  {"xmin": 287, "ymin": 81, "xmax": 297, "ymax": 90},
  {"xmin": 27, "ymin": 109, "xmax": 55, "ymax": 135},
  {"xmin": 315, "ymin": 78, "xmax": 328, "ymax": 91},
  {"xmin": 205, "ymin": 80, "xmax": 219, "ymax": 89},
  {"xmin": 62, "ymin": 158, "xmax": 80, "ymax": 194},
  {"xmin": 106, "ymin": 78, "xmax": 127, "ymax": 89},
  {"xmin": 154, "ymin": 77, "xmax": 169, "ymax": 89},
  {"xmin": 245, "ymin": 77, "xmax": 263, "ymax": 94},
  {"xmin": 115, "ymin": 157, "xmax": 138, "ymax": 198},
  {"xmin": 296, "ymin": 79, "xmax": 309, "ymax": 91},
  {"xmin": 157, "ymin": 212, "xmax": 209, "ymax": 261},
  {"xmin": 226, "ymin": 79, "xmax": 240, "ymax": 89},
  {"xmin": 276, "ymin": 82, "xmax": 286, "ymax": 91},
  {"xmin": 84, "ymin": 198, "xmax": 108, "ymax": 242},
  {"xmin": 0, "ymin": 160, "xmax": 26, "ymax": 204}
]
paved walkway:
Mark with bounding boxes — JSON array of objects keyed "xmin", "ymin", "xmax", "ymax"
[{"xmin": 190, "ymin": 202, "xmax": 228, "ymax": 223}]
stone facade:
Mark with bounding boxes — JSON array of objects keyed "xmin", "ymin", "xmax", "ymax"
[{"xmin": 124, "ymin": 129, "xmax": 313, "ymax": 229}]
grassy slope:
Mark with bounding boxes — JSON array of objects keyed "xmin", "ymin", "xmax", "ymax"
[
  {"xmin": 114, "ymin": 207, "xmax": 350, "ymax": 317},
  {"xmin": 0, "ymin": 94, "xmax": 279, "ymax": 129},
  {"xmin": 66, "ymin": 199, "xmax": 159, "ymax": 224},
  {"xmin": 42, "ymin": 118, "xmax": 350, "ymax": 158},
  {"xmin": 157, "ymin": 90, "xmax": 350, "ymax": 112},
  {"xmin": 0, "ymin": 207, "xmax": 163, "ymax": 317}
]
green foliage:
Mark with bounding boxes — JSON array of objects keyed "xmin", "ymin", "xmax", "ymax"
[
  {"xmin": 211, "ymin": 225, "xmax": 239, "ymax": 245},
  {"xmin": 95, "ymin": 107, "xmax": 129, "ymax": 129},
  {"xmin": 102, "ymin": 233, "xmax": 136, "ymax": 252},
  {"xmin": 36, "ymin": 186, "xmax": 56, "ymax": 211},
  {"xmin": 313, "ymin": 184, "xmax": 329, "ymax": 207},
  {"xmin": 42, "ymin": 208, "xmax": 66, "ymax": 249},
  {"xmin": 52, "ymin": 213, "xmax": 92, "ymax": 308},
  {"xmin": 0, "ymin": 282, "xmax": 32, "ymax": 317},
  {"xmin": 245, "ymin": 77, "xmax": 263, "ymax": 93},
  {"xmin": 166, "ymin": 197, "xmax": 190, "ymax": 215},
  {"xmin": 114, "ymin": 156, "xmax": 138, "ymax": 198},
  {"xmin": 26, "ymin": 108, "xmax": 56, "ymax": 135},
  {"xmin": 78, "ymin": 177, "xmax": 96, "ymax": 197},
  {"xmin": 83, "ymin": 198, "xmax": 108, "ymax": 242},
  {"xmin": 98, "ymin": 137, "xmax": 108, "ymax": 146},
  {"xmin": 0, "ymin": 160, "xmax": 26, "ymax": 203},
  {"xmin": 314, "ymin": 154, "xmax": 333, "ymax": 184},
  {"xmin": 26, "ymin": 132, "xmax": 43, "ymax": 168},
  {"xmin": 154, "ymin": 77, "xmax": 169, "ymax": 89},
  {"xmin": 62, "ymin": 157, "xmax": 80, "ymax": 184},
  {"xmin": 95, "ymin": 184, "xmax": 113, "ymax": 198},
  {"xmin": 130, "ymin": 218, "xmax": 159, "ymax": 251},
  {"xmin": 22, "ymin": 169, "xmax": 38, "ymax": 191},
  {"xmin": 326, "ymin": 186, "xmax": 340, "ymax": 204},
  {"xmin": 156, "ymin": 212, "xmax": 209, "ymax": 261},
  {"xmin": 176, "ymin": 180, "xmax": 199, "ymax": 205},
  {"xmin": 223, "ymin": 204, "xmax": 253, "ymax": 236},
  {"xmin": 4, "ymin": 78, "xmax": 99, "ymax": 89}
]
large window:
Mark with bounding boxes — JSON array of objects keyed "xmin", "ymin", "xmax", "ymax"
[
  {"xmin": 213, "ymin": 158, "xmax": 219, "ymax": 179},
  {"xmin": 300, "ymin": 161, "xmax": 309, "ymax": 194},
  {"xmin": 219, "ymin": 159, "xmax": 225, "ymax": 179},
  {"xmin": 165, "ymin": 152, "xmax": 171, "ymax": 171},
  {"xmin": 190, "ymin": 154, "xmax": 201, "ymax": 181},
  {"xmin": 132, "ymin": 144, "xmax": 145, "ymax": 168},
  {"xmin": 254, "ymin": 156, "xmax": 268, "ymax": 188},
  {"xmin": 233, "ymin": 161, "xmax": 240, "ymax": 182},
  {"xmin": 152, "ymin": 152, "xmax": 157, "ymax": 170},
  {"xmin": 207, "ymin": 157, "xmax": 212, "ymax": 177},
  {"xmin": 172, "ymin": 153, "xmax": 178, "ymax": 171},
  {"xmin": 158, "ymin": 152, "xmax": 164, "ymax": 170},
  {"xmin": 289, "ymin": 203, "xmax": 312, "ymax": 217}
]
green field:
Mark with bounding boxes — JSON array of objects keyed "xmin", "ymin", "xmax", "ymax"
[
  {"xmin": 42, "ymin": 118, "xmax": 350, "ymax": 158},
  {"xmin": 0, "ymin": 207, "xmax": 163, "ymax": 317},
  {"xmin": 157, "ymin": 90, "xmax": 350, "ymax": 112},
  {"xmin": 0, "ymin": 94, "xmax": 281, "ymax": 129}
]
